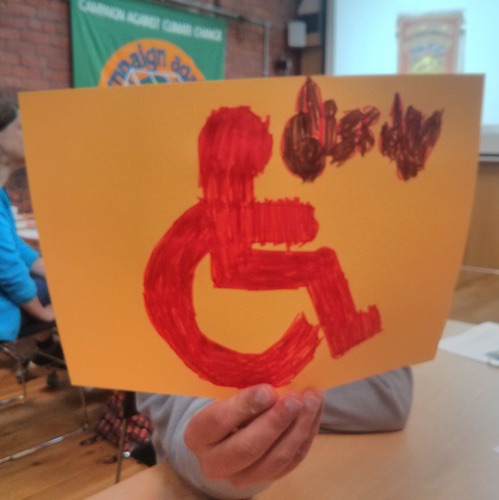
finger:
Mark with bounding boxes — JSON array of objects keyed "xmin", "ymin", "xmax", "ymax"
[
  {"xmin": 229, "ymin": 390, "xmax": 323, "ymax": 487},
  {"xmin": 185, "ymin": 384, "xmax": 278, "ymax": 449},
  {"xmin": 200, "ymin": 391, "xmax": 305, "ymax": 480},
  {"xmin": 282, "ymin": 391, "xmax": 324, "ymax": 472}
]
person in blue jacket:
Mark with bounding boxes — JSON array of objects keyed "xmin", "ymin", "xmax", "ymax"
[{"xmin": 0, "ymin": 97, "xmax": 60, "ymax": 363}]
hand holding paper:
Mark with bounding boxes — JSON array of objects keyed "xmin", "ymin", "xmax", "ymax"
[{"xmin": 184, "ymin": 384, "xmax": 323, "ymax": 487}]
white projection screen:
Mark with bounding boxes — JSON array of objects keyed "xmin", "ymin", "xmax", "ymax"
[{"xmin": 325, "ymin": 0, "xmax": 498, "ymax": 161}]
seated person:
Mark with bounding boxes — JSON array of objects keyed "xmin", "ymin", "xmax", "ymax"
[
  {"xmin": 137, "ymin": 367, "xmax": 412, "ymax": 498},
  {"xmin": 0, "ymin": 97, "xmax": 60, "ymax": 366}
]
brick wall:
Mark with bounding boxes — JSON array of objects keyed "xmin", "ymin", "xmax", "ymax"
[
  {"xmin": 0, "ymin": 0, "xmax": 71, "ymax": 91},
  {"xmin": 0, "ymin": 0, "xmax": 299, "ymax": 90},
  {"xmin": 0, "ymin": 0, "xmax": 300, "ymax": 212},
  {"xmin": 223, "ymin": 0, "xmax": 299, "ymax": 78}
]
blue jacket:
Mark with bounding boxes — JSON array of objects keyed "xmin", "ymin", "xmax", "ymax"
[{"xmin": 0, "ymin": 188, "xmax": 40, "ymax": 341}]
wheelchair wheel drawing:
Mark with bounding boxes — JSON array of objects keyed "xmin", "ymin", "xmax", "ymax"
[{"xmin": 143, "ymin": 203, "xmax": 322, "ymax": 388}]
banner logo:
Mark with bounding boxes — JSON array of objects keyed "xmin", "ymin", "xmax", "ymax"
[{"xmin": 99, "ymin": 38, "xmax": 205, "ymax": 86}]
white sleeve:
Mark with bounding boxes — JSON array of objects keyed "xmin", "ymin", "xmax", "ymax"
[{"xmin": 320, "ymin": 367, "xmax": 413, "ymax": 433}]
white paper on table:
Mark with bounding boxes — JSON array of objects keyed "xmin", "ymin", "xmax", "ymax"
[{"xmin": 438, "ymin": 322, "xmax": 499, "ymax": 366}]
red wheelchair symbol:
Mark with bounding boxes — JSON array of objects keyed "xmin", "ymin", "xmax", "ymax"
[{"xmin": 143, "ymin": 106, "xmax": 381, "ymax": 388}]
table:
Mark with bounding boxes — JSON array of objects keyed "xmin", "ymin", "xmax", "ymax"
[{"xmin": 91, "ymin": 320, "xmax": 499, "ymax": 500}]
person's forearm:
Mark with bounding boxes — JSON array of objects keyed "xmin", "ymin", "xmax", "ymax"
[
  {"xmin": 136, "ymin": 368, "xmax": 413, "ymax": 497},
  {"xmin": 320, "ymin": 367, "xmax": 413, "ymax": 433},
  {"xmin": 30, "ymin": 257, "xmax": 46, "ymax": 277},
  {"xmin": 136, "ymin": 393, "xmax": 272, "ymax": 499},
  {"xmin": 21, "ymin": 296, "xmax": 54, "ymax": 322}
]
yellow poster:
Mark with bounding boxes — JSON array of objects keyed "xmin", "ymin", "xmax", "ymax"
[
  {"xmin": 398, "ymin": 12, "xmax": 464, "ymax": 74},
  {"xmin": 19, "ymin": 75, "xmax": 483, "ymax": 397}
]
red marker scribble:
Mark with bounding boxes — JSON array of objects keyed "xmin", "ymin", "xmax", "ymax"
[
  {"xmin": 380, "ymin": 93, "xmax": 443, "ymax": 180},
  {"xmin": 144, "ymin": 106, "xmax": 381, "ymax": 388},
  {"xmin": 282, "ymin": 77, "xmax": 380, "ymax": 181}
]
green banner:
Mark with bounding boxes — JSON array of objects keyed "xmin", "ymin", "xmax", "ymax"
[{"xmin": 70, "ymin": 0, "xmax": 226, "ymax": 87}]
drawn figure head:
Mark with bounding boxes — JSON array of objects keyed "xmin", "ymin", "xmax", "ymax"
[{"xmin": 198, "ymin": 106, "xmax": 273, "ymax": 186}]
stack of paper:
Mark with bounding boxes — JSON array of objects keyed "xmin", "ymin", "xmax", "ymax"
[{"xmin": 439, "ymin": 322, "xmax": 499, "ymax": 366}]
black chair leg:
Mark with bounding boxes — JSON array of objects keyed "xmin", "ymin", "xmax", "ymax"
[{"xmin": 0, "ymin": 342, "xmax": 27, "ymax": 406}]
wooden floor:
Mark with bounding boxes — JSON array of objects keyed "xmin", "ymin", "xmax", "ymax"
[
  {"xmin": 0, "ymin": 358, "xmax": 147, "ymax": 499},
  {"xmin": 0, "ymin": 268, "xmax": 498, "ymax": 499}
]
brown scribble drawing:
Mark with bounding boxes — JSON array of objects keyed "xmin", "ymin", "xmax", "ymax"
[
  {"xmin": 282, "ymin": 77, "xmax": 380, "ymax": 181},
  {"xmin": 282, "ymin": 77, "xmax": 443, "ymax": 181},
  {"xmin": 380, "ymin": 92, "xmax": 443, "ymax": 180}
]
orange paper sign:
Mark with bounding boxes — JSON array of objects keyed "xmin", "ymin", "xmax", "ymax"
[{"xmin": 20, "ymin": 75, "xmax": 483, "ymax": 397}]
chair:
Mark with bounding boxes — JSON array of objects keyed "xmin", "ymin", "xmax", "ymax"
[
  {"xmin": 0, "ymin": 320, "xmax": 88, "ymax": 464},
  {"xmin": 0, "ymin": 340, "xmax": 27, "ymax": 406},
  {"xmin": 115, "ymin": 391, "xmax": 156, "ymax": 483}
]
